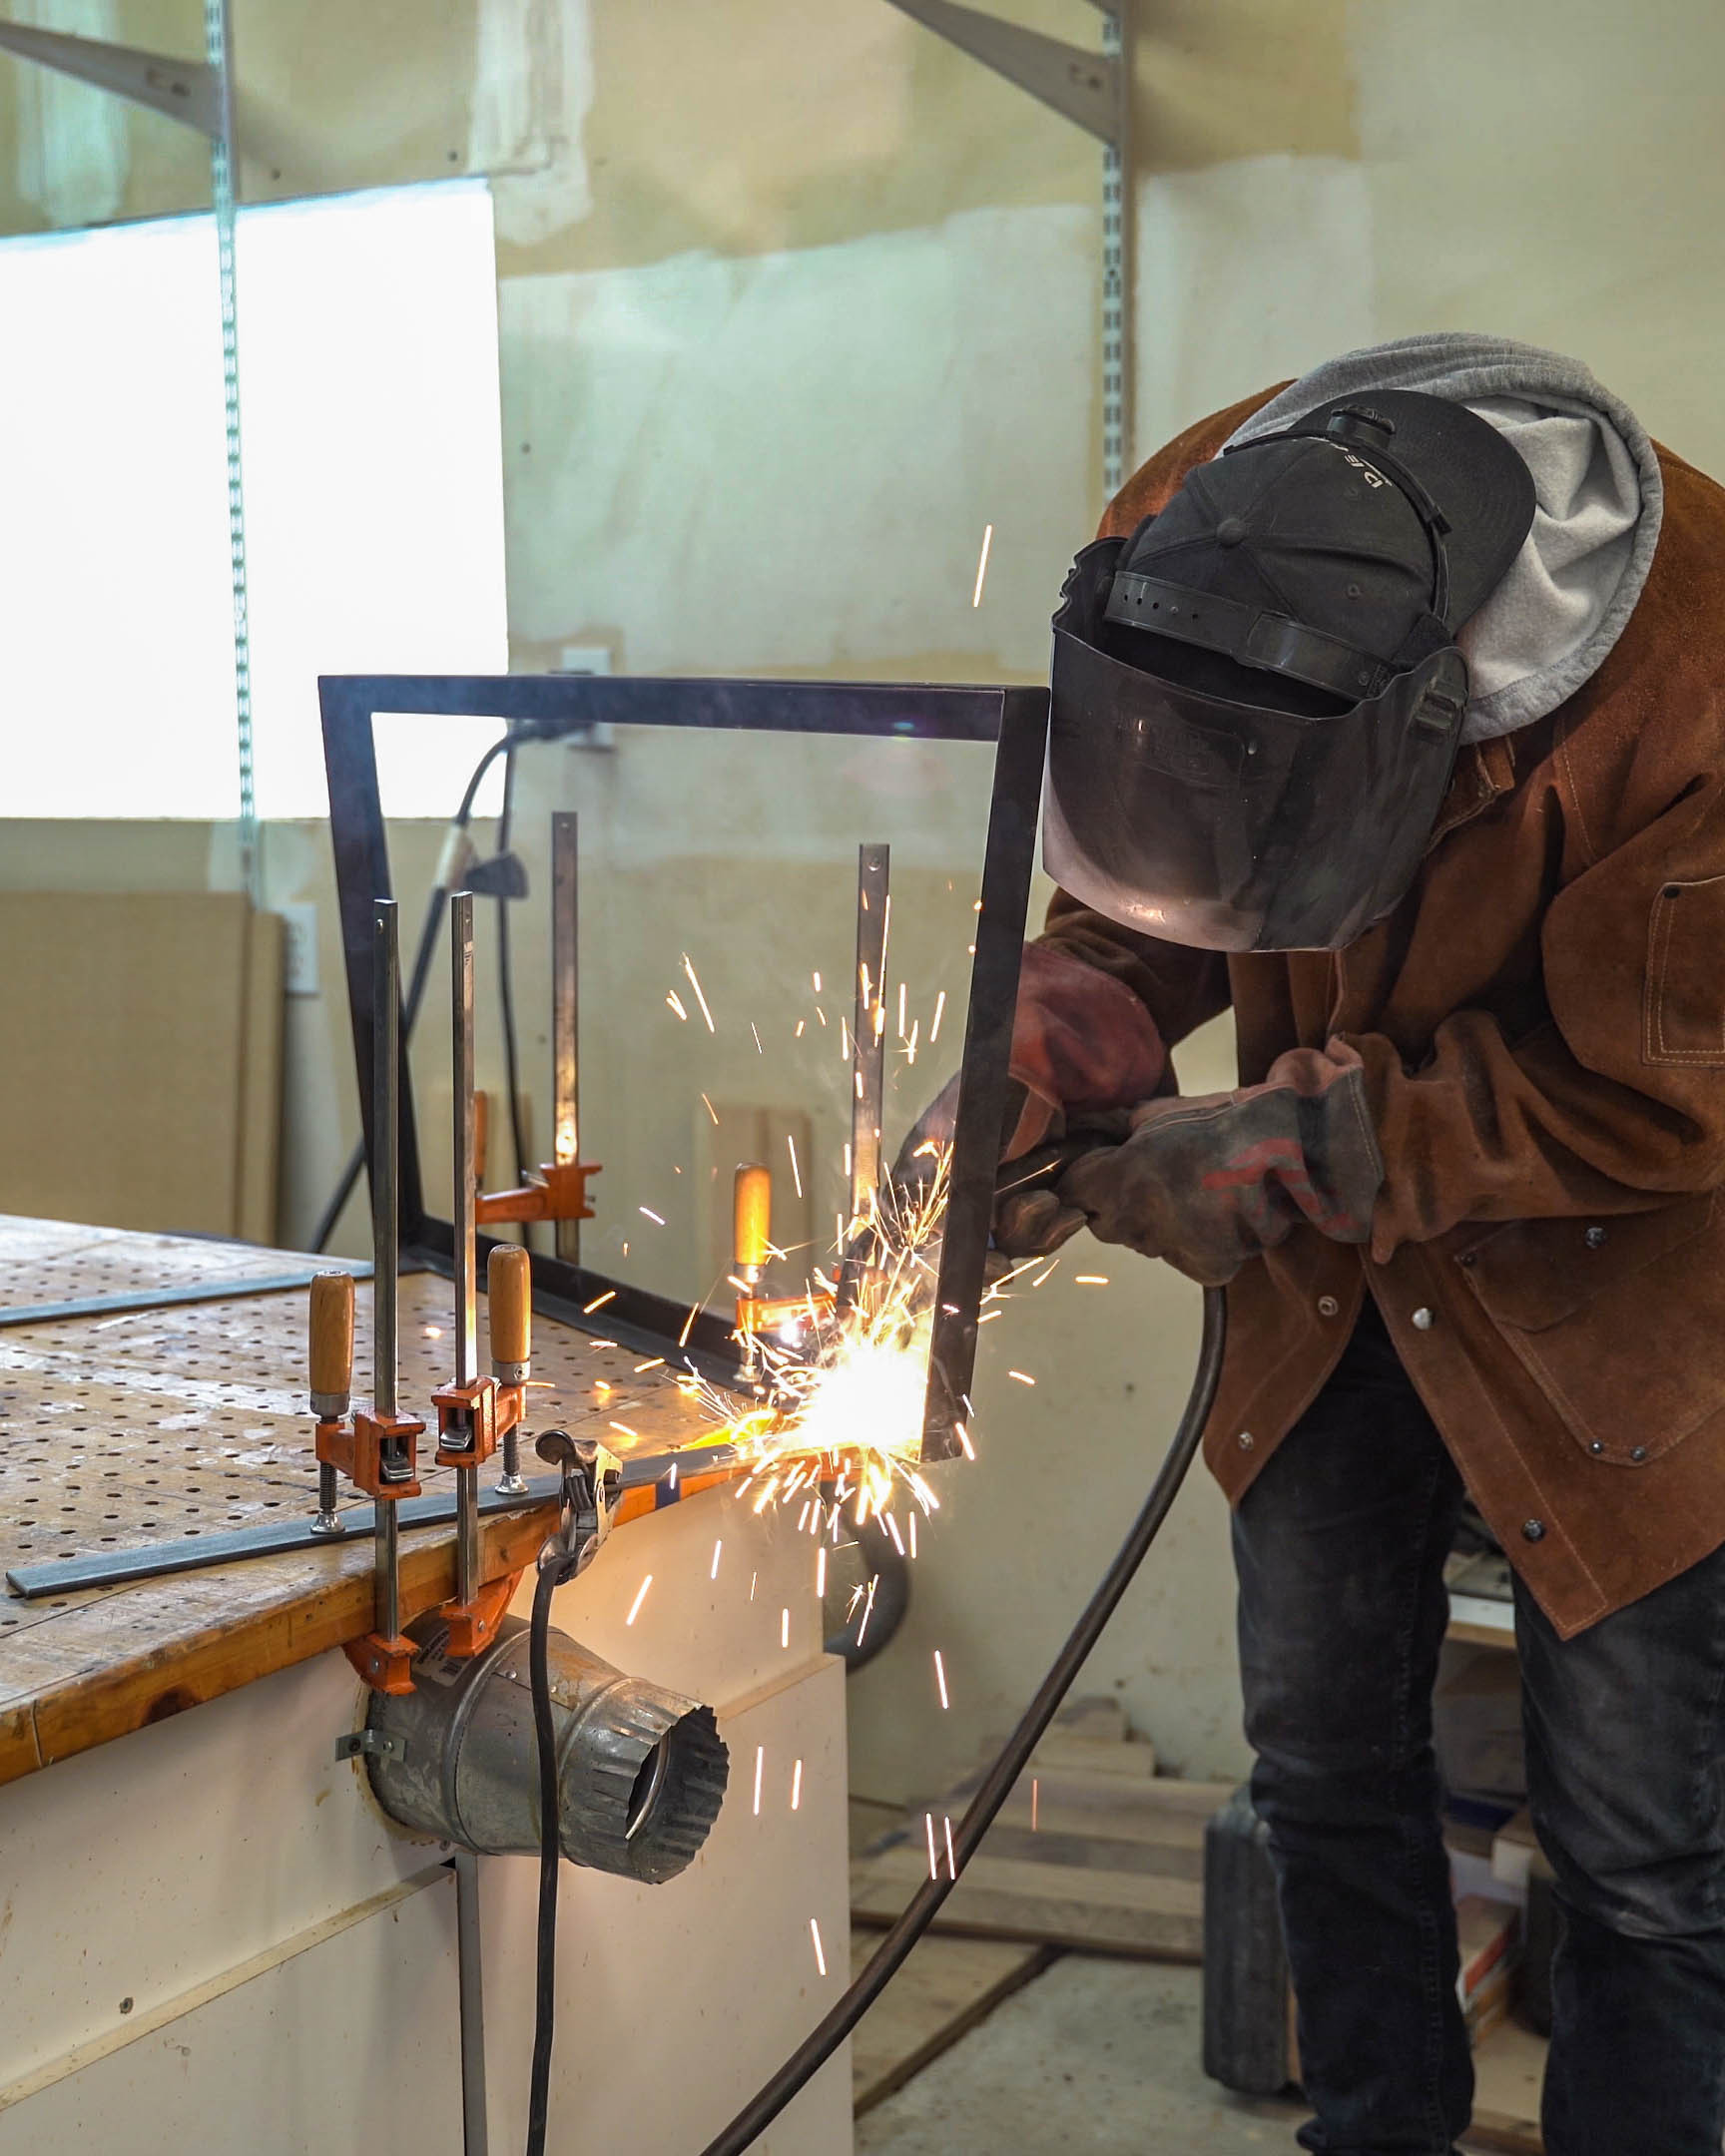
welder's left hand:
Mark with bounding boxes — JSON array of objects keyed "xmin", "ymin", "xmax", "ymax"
[{"xmin": 1056, "ymin": 1044, "xmax": 1385, "ymax": 1287}]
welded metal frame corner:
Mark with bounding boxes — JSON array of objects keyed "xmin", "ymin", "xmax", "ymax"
[
  {"xmin": 920, "ymin": 685, "xmax": 1049, "ymax": 1461},
  {"xmin": 318, "ymin": 672, "xmax": 1049, "ymax": 1454}
]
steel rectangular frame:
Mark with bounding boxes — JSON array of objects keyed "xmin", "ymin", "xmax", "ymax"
[{"xmin": 318, "ymin": 673, "xmax": 1049, "ymax": 1461}]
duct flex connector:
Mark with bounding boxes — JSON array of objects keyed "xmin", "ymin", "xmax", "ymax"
[{"xmin": 363, "ymin": 1614, "xmax": 729, "ymax": 1883}]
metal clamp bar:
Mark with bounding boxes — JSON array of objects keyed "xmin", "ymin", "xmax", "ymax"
[
  {"xmin": 373, "ymin": 898, "xmax": 402, "ymax": 1639},
  {"xmin": 451, "ymin": 891, "xmax": 481, "ymax": 1607}
]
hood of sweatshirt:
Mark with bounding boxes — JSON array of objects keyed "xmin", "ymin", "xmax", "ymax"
[{"xmin": 1220, "ymin": 332, "xmax": 1663, "ymax": 743}]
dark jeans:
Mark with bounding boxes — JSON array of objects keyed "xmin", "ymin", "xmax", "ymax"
[{"xmin": 1234, "ymin": 1299, "xmax": 1725, "ymax": 2155}]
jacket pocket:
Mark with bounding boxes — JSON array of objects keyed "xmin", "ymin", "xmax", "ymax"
[
  {"xmin": 1645, "ymin": 875, "xmax": 1725, "ymax": 1065},
  {"xmin": 1459, "ymin": 1193, "xmax": 1721, "ymax": 1464}
]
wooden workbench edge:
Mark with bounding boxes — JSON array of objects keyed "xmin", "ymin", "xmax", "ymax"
[{"xmin": 0, "ymin": 1500, "xmax": 558, "ymax": 1792}]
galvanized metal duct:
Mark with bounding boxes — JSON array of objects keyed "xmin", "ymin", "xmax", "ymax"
[{"xmin": 364, "ymin": 1614, "xmax": 728, "ymax": 1884}]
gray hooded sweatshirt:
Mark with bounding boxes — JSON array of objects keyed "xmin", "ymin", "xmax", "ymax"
[{"xmin": 1219, "ymin": 332, "xmax": 1664, "ymax": 744}]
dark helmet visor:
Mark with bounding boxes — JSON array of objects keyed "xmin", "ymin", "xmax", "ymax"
[{"xmin": 1044, "ymin": 538, "xmax": 1469, "ymax": 952}]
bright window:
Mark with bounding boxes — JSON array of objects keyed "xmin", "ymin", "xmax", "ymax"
[{"xmin": 0, "ymin": 180, "xmax": 508, "ymax": 819}]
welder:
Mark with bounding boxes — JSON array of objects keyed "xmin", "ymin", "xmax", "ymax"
[{"xmin": 939, "ymin": 335, "xmax": 1725, "ymax": 2156}]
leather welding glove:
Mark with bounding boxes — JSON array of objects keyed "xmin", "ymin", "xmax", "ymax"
[
  {"xmin": 890, "ymin": 942, "xmax": 1169, "ymax": 1195},
  {"xmin": 990, "ymin": 1121, "xmax": 1129, "ymax": 1261},
  {"xmin": 1056, "ymin": 1043, "xmax": 1386, "ymax": 1287}
]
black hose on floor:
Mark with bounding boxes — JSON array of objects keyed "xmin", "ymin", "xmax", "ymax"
[{"xmin": 696, "ymin": 1284, "xmax": 1229, "ymax": 2155}]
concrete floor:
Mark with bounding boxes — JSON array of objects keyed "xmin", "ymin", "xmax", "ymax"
[{"xmin": 856, "ymin": 1957, "xmax": 1307, "ymax": 2155}]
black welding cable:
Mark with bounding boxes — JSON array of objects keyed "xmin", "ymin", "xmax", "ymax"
[
  {"xmin": 696, "ymin": 1283, "xmax": 1229, "ymax": 2156},
  {"xmin": 525, "ymin": 1545, "xmax": 579, "ymax": 2156},
  {"xmin": 310, "ymin": 733, "xmax": 513, "ymax": 1252}
]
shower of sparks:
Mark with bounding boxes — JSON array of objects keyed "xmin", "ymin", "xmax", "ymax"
[
  {"xmin": 781, "ymin": 1607, "xmax": 791, "ymax": 1649},
  {"xmin": 610, "ymin": 1421, "xmax": 639, "ymax": 1439},
  {"xmin": 813, "ymin": 970, "xmax": 822, "ymax": 992},
  {"xmin": 908, "ymin": 1513, "xmax": 918, "ymax": 1560},
  {"xmin": 634, "ymin": 1356, "xmax": 665, "ymax": 1373},
  {"xmin": 1031, "ymin": 1778, "xmax": 1039, "ymax": 1832},
  {"xmin": 897, "ymin": 981, "xmax": 907, "ymax": 1037},
  {"xmin": 924, "ymin": 1813, "xmax": 939, "ymax": 1882},
  {"xmin": 1075, "ymin": 1275, "xmax": 1109, "ymax": 1286},
  {"xmin": 423, "ymin": 1326, "xmax": 442, "ymax": 1340},
  {"xmin": 751, "ymin": 1023, "xmax": 764, "ymax": 1055},
  {"xmin": 711, "ymin": 1538, "xmax": 723, "ymax": 1580},
  {"xmin": 625, "ymin": 1575, "xmax": 653, "ymax": 1626},
  {"xmin": 971, "ymin": 523, "xmax": 994, "ymax": 607},
  {"xmin": 930, "ymin": 989, "xmax": 946, "ymax": 1041},
  {"xmin": 943, "ymin": 1816, "xmax": 957, "ymax": 1878},
  {"xmin": 954, "ymin": 1420, "xmax": 974, "ymax": 1460},
  {"xmin": 681, "ymin": 953, "xmax": 716, "ymax": 1032},
  {"xmin": 787, "ymin": 1132, "xmax": 803, "ymax": 1199},
  {"xmin": 810, "ymin": 1917, "xmax": 827, "ymax": 1977},
  {"xmin": 1007, "ymin": 1369, "xmax": 1035, "ymax": 1385},
  {"xmin": 933, "ymin": 1649, "xmax": 950, "ymax": 1711},
  {"xmin": 700, "ymin": 1092, "xmax": 719, "ymax": 1125},
  {"xmin": 583, "ymin": 1289, "xmax": 616, "ymax": 1314},
  {"xmin": 816, "ymin": 1544, "xmax": 827, "ymax": 1598},
  {"xmin": 666, "ymin": 990, "xmax": 689, "ymax": 1022},
  {"xmin": 856, "ymin": 1574, "xmax": 878, "ymax": 1648},
  {"xmin": 883, "ymin": 1513, "xmax": 905, "ymax": 1557},
  {"xmin": 753, "ymin": 1746, "xmax": 765, "ymax": 1816},
  {"xmin": 640, "ymin": 1206, "xmax": 665, "ymax": 1226},
  {"xmin": 750, "ymin": 1570, "xmax": 758, "ymax": 1601},
  {"xmin": 791, "ymin": 1759, "xmax": 804, "ymax": 1811},
  {"xmin": 679, "ymin": 1301, "xmax": 701, "ymax": 1348}
]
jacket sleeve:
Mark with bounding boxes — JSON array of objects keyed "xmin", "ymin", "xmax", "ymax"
[{"xmin": 1345, "ymin": 770, "xmax": 1725, "ymax": 1259}]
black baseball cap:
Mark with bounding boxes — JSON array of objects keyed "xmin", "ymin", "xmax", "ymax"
[{"xmin": 1101, "ymin": 389, "xmax": 1536, "ymax": 714}]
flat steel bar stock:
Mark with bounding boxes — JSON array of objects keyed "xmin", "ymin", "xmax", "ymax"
[
  {"xmin": 844, "ymin": 843, "xmax": 889, "ymax": 1303},
  {"xmin": 551, "ymin": 811, "xmax": 581, "ymax": 1267}
]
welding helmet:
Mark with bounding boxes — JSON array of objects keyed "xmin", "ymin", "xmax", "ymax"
[{"xmin": 1044, "ymin": 390, "xmax": 1537, "ymax": 950}]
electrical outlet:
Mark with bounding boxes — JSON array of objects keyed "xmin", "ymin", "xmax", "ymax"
[
  {"xmin": 557, "ymin": 644, "xmax": 615, "ymax": 750},
  {"xmin": 281, "ymin": 900, "xmax": 319, "ymax": 996}
]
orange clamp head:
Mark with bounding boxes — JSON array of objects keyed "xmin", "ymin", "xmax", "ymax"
[
  {"xmin": 488, "ymin": 1243, "xmax": 532, "ymax": 1383},
  {"xmin": 734, "ymin": 1163, "xmax": 772, "ymax": 1281},
  {"xmin": 309, "ymin": 1272, "xmax": 354, "ymax": 1420}
]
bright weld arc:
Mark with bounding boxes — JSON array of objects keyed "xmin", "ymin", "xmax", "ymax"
[
  {"xmin": 681, "ymin": 953, "xmax": 716, "ymax": 1032},
  {"xmin": 971, "ymin": 521, "xmax": 994, "ymax": 608}
]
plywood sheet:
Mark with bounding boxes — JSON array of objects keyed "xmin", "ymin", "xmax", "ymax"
[{"xmin": 0, "ymin": 893, "xmax": 280, "ymax": 1240}]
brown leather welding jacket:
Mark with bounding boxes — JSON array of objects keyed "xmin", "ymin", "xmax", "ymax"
[{"xmin": 1039, "ymin": 386, "xmax": 1725, "ymax": 1638}]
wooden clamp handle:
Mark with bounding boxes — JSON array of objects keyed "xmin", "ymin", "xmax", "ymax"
[
  {"xmin": 309, "ymin": 1271, "xmax": 354, "ymax": 1417},
  {"xmin": 734, "ymin": 1163, "xmax": 773, "ymax": 1276},
  {"xmin": 487, "ymin": 1243, "xmax": 532, "ymax": 1379}
]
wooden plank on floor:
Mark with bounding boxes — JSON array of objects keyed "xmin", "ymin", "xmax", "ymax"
[
  {"xmin": 850, "ymin": 1933, "xmax": 1052, "ymax": 2114},
  {"xmin": 853, "ymin": 1845, "xmax": 1204, "ymax": 1958},
  {"xmin": 1465, "ymin": 2018, "xmax": 1545, "ymax": 2154}
]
